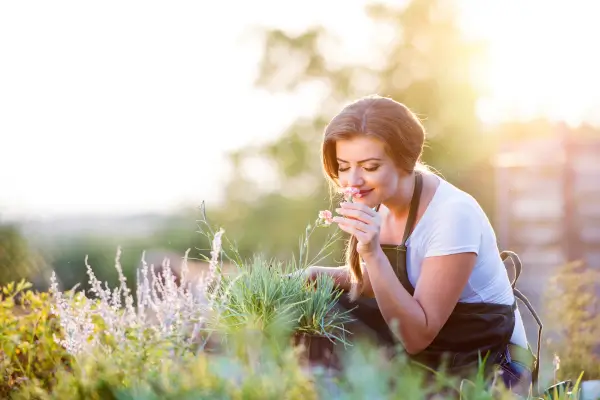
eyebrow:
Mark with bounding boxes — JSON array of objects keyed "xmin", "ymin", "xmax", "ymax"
[{"xmin": 336, "ymin": 157, "xmax": 382, "ymax": 164}]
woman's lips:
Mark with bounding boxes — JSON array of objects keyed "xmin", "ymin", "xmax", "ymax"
[{"xmin": 358, "ymin": 189, "xmax": 373, "ymax": 197}]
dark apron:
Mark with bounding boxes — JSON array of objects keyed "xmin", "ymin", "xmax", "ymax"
[{"xmin": 337, "ymin": 173, "xmax": 538, "ymax": 384}]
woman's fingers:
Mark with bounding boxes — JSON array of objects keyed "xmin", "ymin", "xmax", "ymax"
[
  {"xmin": 335, "ymin": 207, "xmax": 372, "ymax": 224},
  {"xmin": 334, "ymin": 217, "xmax": 372, "ymax": 233},
  {"xmin": 339, "ymin": 202, "xmax": 378, "ymax": 218},
  {"xmin": 336, "ymin": 222, "xmax": 368, "ymax": 243}
]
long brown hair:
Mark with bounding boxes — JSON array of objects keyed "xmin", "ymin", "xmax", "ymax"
[{"xmin": 321, "ymin": 95, "xmax": 426, "ymax": 300}]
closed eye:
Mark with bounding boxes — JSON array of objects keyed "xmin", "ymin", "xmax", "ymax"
[{"xmin": 338, "ymin": 165, "xmax": 380, "ymax": 172}]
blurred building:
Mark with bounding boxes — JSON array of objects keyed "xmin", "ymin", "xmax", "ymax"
[{"xmin": 492, "ymin": 124, "xmax": 600, "ymax": 342}]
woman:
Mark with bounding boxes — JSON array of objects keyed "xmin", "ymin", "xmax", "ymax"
[{"xmin": 303, "ymin": 95, "xmax": 540, "ymax": 395}]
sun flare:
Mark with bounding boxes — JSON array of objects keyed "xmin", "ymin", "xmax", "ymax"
[{"xmin": 460, "ymin": 0, "xmax": 600, "ymax": 126}]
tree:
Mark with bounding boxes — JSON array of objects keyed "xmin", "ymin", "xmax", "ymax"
[
  {"xmin": 0, "ymin": 223, "xmax": 44, "ymax": 285},
  {"xmin": 46, "ymin": 211, "xmax": 210, "ymax": 293},
  {"xmin": 215, "ymin": 0, "xmax": 491, "ymax": 262}
]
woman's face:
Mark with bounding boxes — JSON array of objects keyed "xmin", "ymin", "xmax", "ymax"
[{"xmin": 335, "ymin": 135, "xmax": 405, "ymax": 207}]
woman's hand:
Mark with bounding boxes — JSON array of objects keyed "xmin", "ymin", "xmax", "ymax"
[
  {"xmin": 285, "ymin": 266, "xmax": 316, "ymax": 282},
  {"xmin": 333, "ymin": 202, "xmax": 382, "ymax": 257}
]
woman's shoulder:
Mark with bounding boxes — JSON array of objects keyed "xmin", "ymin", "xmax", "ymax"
[
  {"xmin": 405, "ymin": 174, "xmax": 496, "ymax": 256},
  {"xmin": 414, "ymin": 174, "xmax": 491, "ymax": 239},
  {"xmin": 427, "ymin": 174, "xmax": 484, "ymax": 215}
]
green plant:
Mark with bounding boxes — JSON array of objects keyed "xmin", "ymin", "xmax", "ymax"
[
  {"xmin": 0, "ymin": 224, "xmax": 45, "ymax": 286},
  {"xmin": 14, "ymin": 319, "xmax": 318, "ymax": 400},
  {"xmin": 294, "ymin": 272, "xmax": 352, "ymax": 340},
  {"xmin": 196, "ymin": 203, "xmax": 352, "ymax": 344},
  {"xmin": 213, "ymin": 256, "xmax": 353, "ymax": 345},
  {"xmin": 543, "ymin": 260, "xmax": 600, "ymax": 382},
  {"xmin": 5, "ymin": 207, "xmax": 591, "ymax": 399},
  {"xmin": 0, "ymin": 279, "xmax": 72, "ymax": 397}
]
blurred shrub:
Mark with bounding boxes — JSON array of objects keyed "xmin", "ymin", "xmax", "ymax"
[
  {"xmin": 543, "ymin": 260, "xmax": 600, "ymax": 381},
  {"xmin": 0, "ymin": 280, "xmax": 72, "ymax": 397},
  {"xmin": 45, "ymin": 211, "xmax": 210, "ymax": 295},
  {"xmin": 0, "ymin": 224, "xmax": 45, "ymax": 286},
  {"xmin": 0, "ymin": 220, "xmax": 589, "ymax": 399}
]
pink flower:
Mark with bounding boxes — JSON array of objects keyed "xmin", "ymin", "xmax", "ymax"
[
  {"xmin": 317, "ymin": 210, "xmax": 333, "ymax": 226},
  {"xmin": 343, "ymin": 187, "xmax": 360, "ymax": 202}
]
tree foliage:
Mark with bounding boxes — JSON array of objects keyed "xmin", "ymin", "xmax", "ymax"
[
  {"xmin": 0, "ymin": 223, "xmax": 45, "ymax": 286},
  {"xmin": 215, "ymin": 0, "xmax": 494, "ymax": 262}
]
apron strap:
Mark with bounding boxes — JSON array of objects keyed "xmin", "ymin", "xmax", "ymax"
[
  {"xmin": 501, "ymin": 250, "xmax": 542, "ymax": 394},
  {"xmin": 514, "ymin": 288, "xmax": 543, "ymax": 395},
  {"xmin": 373, "ymin": 172, "xmax": 422, "ymax": 237},
  {"xmin": 500, "ymin": 250, "xmax": 522, "ymax": 289},
  {"xmin": 393, "ymin": 172, "xmax": 423, "ymax": 296},
  {"xmin": 402, "ymin": 172, "xmax": 424, "ymax": 245}
]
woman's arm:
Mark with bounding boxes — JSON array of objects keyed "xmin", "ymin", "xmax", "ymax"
[
  {"xmin": 362, "ymin": 249, "xmax": 476, "ymax": 354},
  {"xmin": 363, "ymin": 201, "xmax": 481, "ymax": 354},
  {"xmin": 308, "ymin": 265, "xmax": 375, "ymax": 297}
]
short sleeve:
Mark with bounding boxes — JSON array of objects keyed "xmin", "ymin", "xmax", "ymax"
[{"xmin": 423, "ymin": 200, "xmax": 482, "ymax": 258}]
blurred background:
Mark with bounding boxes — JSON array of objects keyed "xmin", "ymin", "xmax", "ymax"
[{"xmin": 2, "ymin": 0, "xmax": 600, "ymax": 356}]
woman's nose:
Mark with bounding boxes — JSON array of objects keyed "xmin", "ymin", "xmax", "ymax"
[{"xmin": 345, "ymin": 169, "xmax": 364, "ymax": 186}]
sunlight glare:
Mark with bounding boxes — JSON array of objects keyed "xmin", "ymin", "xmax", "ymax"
[{"xmin": 461, "ymin": 0, "xmax": 600, "ymax": 126}]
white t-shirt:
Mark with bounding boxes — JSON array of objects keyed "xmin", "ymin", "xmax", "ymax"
[{"xmin": 403, "ymin": 175, "xmax": 528, "ymax": 348}]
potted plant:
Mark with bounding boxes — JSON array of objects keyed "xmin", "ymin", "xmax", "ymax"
[
  {"xmin": 199, "ymin": 202, "xmax": 355, "ymax": 370},
  {"xmin": 209, "ymin": 256, "xmax": 353, "ymax": 370}
]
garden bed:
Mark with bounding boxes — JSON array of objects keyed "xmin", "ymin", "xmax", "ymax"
[{"xmin": 0, "ymin": 226, "xmax": 590, "ymax": 399}]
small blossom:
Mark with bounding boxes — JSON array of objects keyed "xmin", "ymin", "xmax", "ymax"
[
  {"xmin": 343, "ymin": 187, "xmax": 360, "ymax": 202},
  {"xmin": 553, "ymin": 353, "xmax": 561, "ymax": 383},
  {"xmin": 317, "ymin": 210, "xmax": 333, "ymax": 226}
]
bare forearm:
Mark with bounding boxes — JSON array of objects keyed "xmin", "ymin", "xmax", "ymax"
[
  {"xmin": 362, "ymin": 250, "xmax": 432, "ymax": 354},
  {"xmin": 309, "ymin": 266, "xmax": 351, "ymax": 291},
  {"xmin": 310, "ymin": 265, "xmax": 374, "ymax": 297}
]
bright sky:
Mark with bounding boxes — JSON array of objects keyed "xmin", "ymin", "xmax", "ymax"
[{"xmin": 1, "ymin": 0, "xmax": 599, "ymax": 220}]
